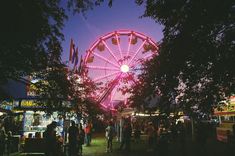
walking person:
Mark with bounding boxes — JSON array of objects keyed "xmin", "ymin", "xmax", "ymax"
[
  {"xmin": 84, "ymin": 121, "xmax": 92, "ymax": 146},
  {"xmin": 56, "ymin": 135, "xmax": 64, "ymax": 156},
  {"xmin": 119, "ymin": 121, "xmax": 127, "ymax": 151},
  {"xmin": 0, "ymin": 122, "xmax": 6, "ymax": 156},
  {"xmin": 170, "ymin": 122, "xmax": 177, "ymax": 142},
  {"xmin": 6, "ymin": 131, "xmax": 12, "ymax": 156},
  {"xmin": 105, "ymin": 121, "xmax": 115, "ymax": 153},
  {"xmin": 146, "ymin": 122, "xmax": 155, "ymax": 151},
  {"xmin": 158, "ymin": 125, "xmax": 170, "ymax": 156},
  {"xmin": 44, "ymin": 121, "xmax": 57, "ymax": 156},
  {"xmin": 125, "ymin": 121, "xmax": 132, "ymax": 152},
  {"xmin": 119, "ymin": 119, "xmax": 132, "ymax": 152},
  {"xmin": 68, "ymin": 121, "xmax": 78, "ymax": 156},
  {"xmin": 77, "ymin": 123, "xmax": 85, "ymax": 156},
  {"xmin": 134, "ymin": 123, "xmax": 141, "ymax": 143},
  {"xmin": 177, "ymin": 121, "xmax": 186, "ymax": 156}
]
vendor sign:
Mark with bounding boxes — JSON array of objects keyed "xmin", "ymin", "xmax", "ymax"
[
  {"xmin": 214, "ymin": 96, "xmax": 235, "ymax": 116},
  {"xmin": 0, "ymin": 100, "xmax": 13, "ymax": 110},
  {"xmin": 20, "ymin": 100, "xmax": 44, "ymax": 108},
  {"xmin": 216, "ymin": 122, "xmax": 234, "ymax": 142}
]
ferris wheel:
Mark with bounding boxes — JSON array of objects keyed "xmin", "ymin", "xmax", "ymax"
[{"xmin": 83, "ymin": 30, "xmax": 159, "ymax": 110}]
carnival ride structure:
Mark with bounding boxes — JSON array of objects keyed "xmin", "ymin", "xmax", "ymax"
[{"xmin": 83, "ymin": 30, "xmax": 159, "ymax": 110}]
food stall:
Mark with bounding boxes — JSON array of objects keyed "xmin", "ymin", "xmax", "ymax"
[
  {"xmin": 23, "ymin": 110, "xmax": 64, "ymax": 138},
  {"xmin": 214, "ymin": 96, "xmax": 235, "ymax": 142},
  {"xmin": 16, "ymin": 99, "xmax": 80, "ymax": 153},
  {"xmin": 19, "ymin": 100, "xmax": 78, "ymax": 138}
]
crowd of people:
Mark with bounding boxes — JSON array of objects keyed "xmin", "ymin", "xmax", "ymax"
[
  {"xmin": 0, "ymin": 119, "xmax": 93, "ymax": 156},
  {"xmin": 0, "ymin": 121, "xmax": 14, "ymax": 156},
  {"xmin": 132, "ymin": 119, "xmax": 188, "ymax": 155},
  {"xmin": 44, "ymin": 120, "xmax": 93, "ymax": 156},
  {"xmin": 103, "ymin": 117, "xmax": 235, "ymax": 156},
  {"xmin": 1, "ymin": 116, "xmax": 235, "ymax": 156},
  {"xmin": 132, "ymin": 119, "xmax": 212, "ymax": 155}
]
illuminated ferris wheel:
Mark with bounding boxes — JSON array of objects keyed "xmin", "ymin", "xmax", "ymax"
[{"xmin": 83, "ymin": 30, "xmax": 159, "ymax": 110}]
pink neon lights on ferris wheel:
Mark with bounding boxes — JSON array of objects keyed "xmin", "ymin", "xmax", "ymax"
[
  {"xmin": 84, "ymin": 30, "xmax": 158, "ymax": 63},
  {"xmin": 93, "ymin": 71, "xmax": 121, "ymax": 82},
  {"xmin": 134, "ymin": 32, "xmax": 146, "ymax": 39},
  {"xmin": 101, "ymin": 40, "xmax": 120, "ymax": 65},
  {"xmin": 102, "ymin": 32, "xmax": 115, "ymax": 40},
  {"xmin": 115, "ymin": 33, "xmax": 123, "ymax": 59},
  {"xmin": 128, "ymin": 40, "xmax": 146, "ymax": 66},
  {"xmin": 90, "ymin": 40, "xmax": 100, "ymax": 51},
  {"xmin": 92, "ymin": 52, "xmax": 120, "ymax": 68},
  {"xmin": 86, "ymin": 65, "xmax": 119, "ymax": 71},
  {"xmin": 110, "ymin": 86, "xmax": 117, "ymax": 107},
  {"xmin": 143, "ymin": 53, "xmax": 154, "ymax": 60},
  {"xmin": 83, "ymin": 29, "xmax": 159, "ymax": 110}
]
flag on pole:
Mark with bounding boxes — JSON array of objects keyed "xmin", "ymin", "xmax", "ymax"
[
  {"xmin": 72, "ymin": 47, "xmax": 78, "ymax": 64},
  {"xmin": 74, "ymin": 47, "xmax": 79, "ymax": 67},
  {"xmin": 72, "ymin": 47, "xmax": 79, "ymax": 71},
  {"xmin": 69, "ymin": 38, "xmax": 74, "ymax": 61},
  {"xmin": 78, "ymin": 55, "xmax": 83, "ymax": 74},
  {"xmin": 71, "ymin": 48, "xmax": 78, "ymax": 64}
]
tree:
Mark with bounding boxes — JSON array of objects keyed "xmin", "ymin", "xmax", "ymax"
[
  {"xmin": 0, "ymin": 0, "xmax": 111, "ymax": 105},
  {"xmin": 0, "ymin": 0, "xmax": 65, "ymax": 83},
  {"xmin": 0, "ymin": 0, "xmax": 113, "ymax": 83},
  {"xmin": 131, "ymin": 0, "xmax": 235, "ymax": 114}
]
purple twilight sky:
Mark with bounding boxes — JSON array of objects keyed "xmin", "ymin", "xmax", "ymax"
[{"xmin": 61, "ymin": 0, "xmax": 163, "ymax": 62}]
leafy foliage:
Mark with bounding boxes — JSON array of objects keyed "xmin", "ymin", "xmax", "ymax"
[
  {"xmin": 0, "ymin": 0, "xmax": 112, "ymax": 83},
  {"xmin": 67, "ymin": 0, "xmax": 113, "ymax": 14},
  {"xmin": 131, "ymin": 0, "xmax": 235, "ymax": 114},
  {"xmin": 0, "ymin": 0, "xmax": 66, "ymax": 83},
  {"xmin": 0, "ymin": 0, "xmax": 109, "ymax": 113}
]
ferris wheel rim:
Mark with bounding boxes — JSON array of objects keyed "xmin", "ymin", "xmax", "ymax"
[
  {"xmin": 82, "ymin": 29, "xmax": 159, "ymax": 109},
  {"xmin": 84, "ymin": 29, "xmax": 158, "ymax": 64}
]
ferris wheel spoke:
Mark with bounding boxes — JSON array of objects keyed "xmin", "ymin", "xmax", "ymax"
[
  {"xmin": 97, "ymin": 73, "xmax": 122, "ymax": 105},
  {"xmin": 129, "ymin": 53, "xmax": 153, "ymax": 67},
  {"xmin": 115, "ymin": 34, "xmax": 123, "ymax": 60},
  {"xmin": 143, "ymin": 53, "xmax": 154, "ymax": 60},
  {"xmin": 109, "ymin": 74, "xmax": 122, "ymax": 104},
  {"xmin": 94, "ymin": 71, "xmax": 121, "ymax": 82},
  {"xmin": 102, "ymin": 40, "xmax": 120, "ymax": 65},
  {"xmin": 127, "ymin": 33, "xmax": 133, "ymax": 57},
  {"xmin": 101, "ymin": 103, "xmax": 108, "ymax": 109},
  {"xmin": 110, "ymin": 87, "xmax": 118, "ymax": 108},
  {"xmin": 93, "ymin": 52, "xmax": 120, "ymax": 68},
  {"xmin": 86, "ymin": 65, "xmax": 119, "ymax": 71},
  {"xmin": 128, "ymin": 40, "xmax": 146, "ymax": 66},
  {"xmin": 125, "ymin": 33, "xmax": 133, "ymax": 64},
  {"xmin": 110, "ymin": 86, "xmax": 117, "ymax": 101}
]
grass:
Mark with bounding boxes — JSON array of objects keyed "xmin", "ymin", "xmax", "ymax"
[
  {"xmin": 11, "ymin": 133, "xmax": 233, "ymax": 156},
  {"xmin": 83, "ymin": 135, "xmax": 150, "ymax": 156},
  {"xmin": 82, "ymin": 134, "xmax": 233, "ymax": 156}
]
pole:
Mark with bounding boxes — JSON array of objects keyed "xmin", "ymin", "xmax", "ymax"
[{"xmin": 191, "ymin": 118, "xmax": 195, "ymax": 141}]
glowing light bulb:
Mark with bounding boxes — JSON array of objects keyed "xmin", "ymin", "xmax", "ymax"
[{"xmin": 120, "ymin": 64, "xmax": 129, "ymax": 73}]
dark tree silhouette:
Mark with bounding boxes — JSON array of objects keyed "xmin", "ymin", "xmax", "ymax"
[
  {"xmin": 0, "ymin": 0, "xmax": 111, "ymax": 112},
  {"xmin": 130, "ymin": 0, "xmax": 235, "ymax": 114}
]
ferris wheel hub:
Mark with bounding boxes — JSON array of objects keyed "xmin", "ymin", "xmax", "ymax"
[{"xmin": 120, "ymin": 64, "xmax": 129, "ymax": 73}]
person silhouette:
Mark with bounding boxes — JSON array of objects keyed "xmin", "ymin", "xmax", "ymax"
[
  {"xmin": 105, "ymin": 121, "xmax": 115, "ymax": 152},
  {"xmin": 68, "ymin": 121, "xmax": 78, "ymax": 156}
]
